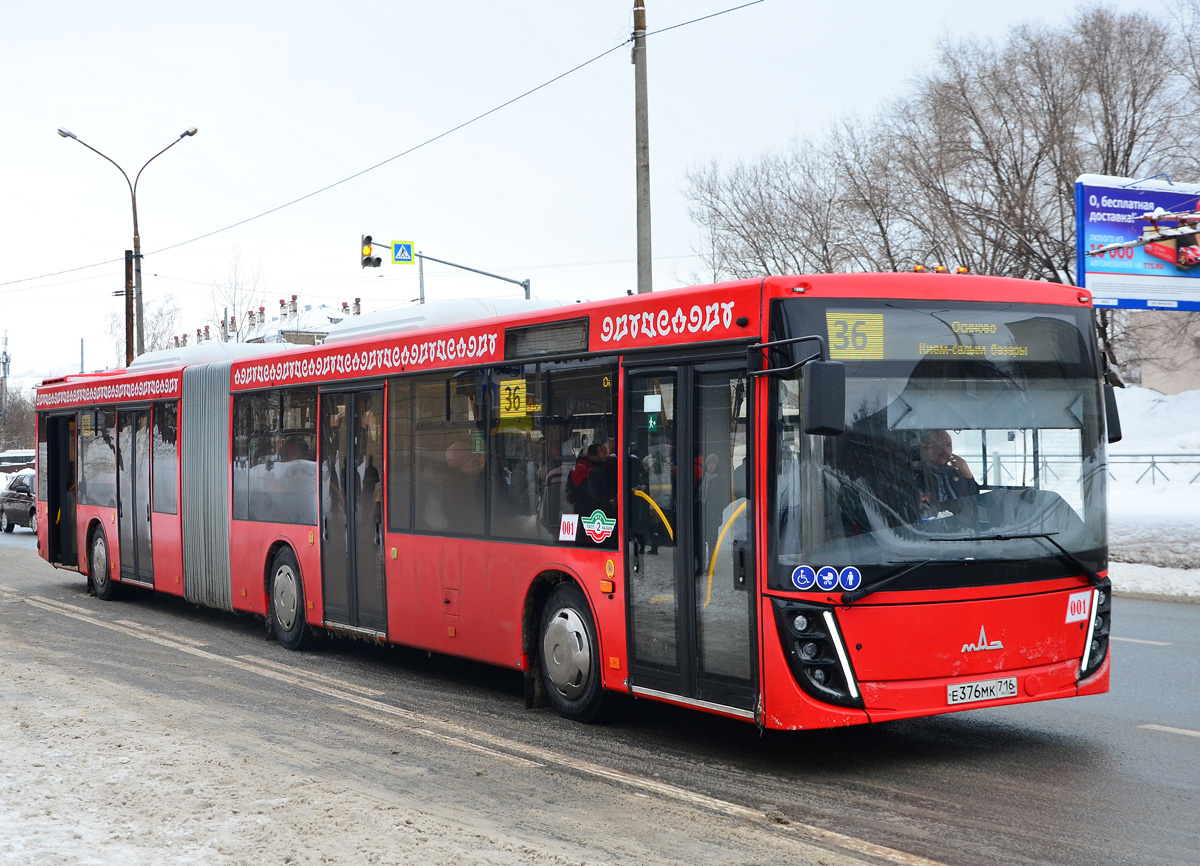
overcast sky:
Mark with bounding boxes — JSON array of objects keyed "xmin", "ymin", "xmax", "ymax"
[{"xmin": 0, "ymin": 0, "xmax": 1156, "ymax": 386}]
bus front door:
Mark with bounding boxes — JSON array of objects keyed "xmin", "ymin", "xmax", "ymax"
[
  {"xmin": 320, "ymin": 390, "xmax": 386, "ymax": 635},
  {"xmin": 116, "ymin": 409, "xmax": 153, "ymax": 585},
  {"xmin": 625, "ymin": 364, "xmax": 756, "ymax": 715}
]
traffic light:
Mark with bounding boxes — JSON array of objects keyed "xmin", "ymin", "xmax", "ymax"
[{"xmin": 361, "ymin": 235, "xmax": 381, "ymax": 268}]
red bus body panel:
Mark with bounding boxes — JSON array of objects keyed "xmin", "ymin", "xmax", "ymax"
[
  {"xmin": 844, "ymin": 584, "xmax": 1102, "ymax": 721},
  {"xmin": 229, "ymin": 522, "xmax": 321, "ymax": 616},
  {"xmin": 150, "ymin": 511, "xmax": 185, "ymax": 597},
  {"xmin": 383, "ymin": 534, "xmax": 626, "ymax": 687}
]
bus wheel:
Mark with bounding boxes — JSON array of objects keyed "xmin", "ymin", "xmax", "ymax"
[
  {"xmin": 540, "ymin": 583, "xmax": 605, "ymax": 723},
  {"xmin": 90, "ymin": 529, "xmax": 118, "ymax": 601},
  {"xmin": 269, "ymin": 547, "xmax": 310, "ymax": 651}
]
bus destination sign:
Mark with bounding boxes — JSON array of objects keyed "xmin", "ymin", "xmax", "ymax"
[{"xmin": 824, "ymin": 309, "xmax": 1084, "ymax": 364}]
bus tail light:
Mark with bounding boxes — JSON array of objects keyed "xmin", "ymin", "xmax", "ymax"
[
  {"xmin": 1079, "ymin": 578, "xmax": 1112, "ymax": 680},
  {"xmin": 771, "ymin": 599, "xmax": 863, "ymax": 709}
]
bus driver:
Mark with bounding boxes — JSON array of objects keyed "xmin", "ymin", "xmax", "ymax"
[{"xmin": 918, "ymin": 429, "xmax": 978, "ymax": 516}]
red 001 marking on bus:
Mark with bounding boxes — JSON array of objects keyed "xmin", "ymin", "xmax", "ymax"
[{"xmin": 1065, "ymin": 590, "xmax": 1092, "ymax": 624}]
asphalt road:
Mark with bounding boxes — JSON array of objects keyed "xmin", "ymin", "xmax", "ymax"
[{"xmin": 2, "ymin": 528, "xmax": 1197, "ymax": 866}]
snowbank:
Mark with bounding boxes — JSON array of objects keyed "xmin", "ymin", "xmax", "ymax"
[{"xmin": 1107, "ymin": 386, "xmax": 1200, "ymax": 591}]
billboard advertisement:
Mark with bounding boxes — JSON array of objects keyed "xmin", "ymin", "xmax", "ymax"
[{"xmin": 1075, "ymin": 173, "xmax": 1200, "ymax": 311}]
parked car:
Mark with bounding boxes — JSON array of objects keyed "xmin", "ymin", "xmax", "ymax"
[{"xmin": 0, "ymin": 469, "xmax": 36, "ymax": 533}]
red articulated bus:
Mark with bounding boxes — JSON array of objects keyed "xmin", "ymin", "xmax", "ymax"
[{"xmin": 34, "ymin": 273, "xmax": 1119, "ymax": 728}]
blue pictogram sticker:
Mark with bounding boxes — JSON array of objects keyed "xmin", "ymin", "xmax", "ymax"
[
  {"xmin": 839, "ymin": 566, "xmax": 863, "ymax": 591},
  {"xmin": 791, "ymin": 565, "xmax": 817, "ymax": 590},
  {"xmin": 816, "ymin": 566, "xmax": 840, "ymax": 591}
]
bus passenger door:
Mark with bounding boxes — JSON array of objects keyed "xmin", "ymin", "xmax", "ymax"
[
  {"xmin": 320, "ymin": 390, "xmax": 386, "ymax": 635},
  {"xmin": 625, "ymin": 364, "xmax": 756, "ymax": 714},
  {"xmin": 44, "ymin": 413, "xmax": 78, "ymax": 568},
  {"xmin": 116, "ymin": 409, "xmax": 153, "ymax": 585}
]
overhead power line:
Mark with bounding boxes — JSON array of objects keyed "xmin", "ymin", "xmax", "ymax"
[{"xmin": 0, "ymin": 1, "xmax": 765, "ymax": 292}]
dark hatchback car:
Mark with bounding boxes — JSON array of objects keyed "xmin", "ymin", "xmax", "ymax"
[{"xmin": 0, "ymin": 469, "xmax": 36, "ymax": 534}]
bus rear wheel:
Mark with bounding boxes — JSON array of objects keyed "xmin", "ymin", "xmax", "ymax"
[
  {"xmin": 540, "ymin": 583, "xmax": 606, "ymax": 723},
  {"xmin": 90, "ymin": 529, "xmax": 118, "ymax": 601},
  {"xmin": 269, "ymin": 547, "xmax": 311, "ymax": 651}
]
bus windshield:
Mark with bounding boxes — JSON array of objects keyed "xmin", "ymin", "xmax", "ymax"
[{"xmin": 770, "ymin": 299, "xmax": 1107, "ymax": 591}]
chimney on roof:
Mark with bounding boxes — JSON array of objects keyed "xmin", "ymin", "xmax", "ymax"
[
  {"xmin": 204, "ymin": 325, "xmax": 211, "ymax": 342},
  {"xmin": 341, "ymin": 301, "xmax": 350, "ymax": 315},
  {"xmin": 290, "ymin": 295, "xmax": 298, "ymax": 317},
  {"xmin": 353, "ymin": 297, "xmax": 361, "ymax": 316},
  {"xmin": 229, "ymin": 314, "xmax": 237, "ymax": 338},
  {"xmin": 279, "ymin": 298, "xmax": 287, "ymax": 320},
  {"xmin": 174, "ymin": 336, "xmax": 180, "ymax": 348},
  {"xmin": 181, "ymin": 333, "xmax": 189, "ymax": 347}
]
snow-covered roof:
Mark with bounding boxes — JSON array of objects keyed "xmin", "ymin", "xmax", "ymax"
[
  {"xmin": 128, "ymin": 339, "xmax": 296, "ymax": 372},
  {"xmin": 243, "ymin": 303, "xmax": 346, "ymax": 344},
  {"xmin": 322, "ymin": 297, "xmax": 568, "ymax": 345}
]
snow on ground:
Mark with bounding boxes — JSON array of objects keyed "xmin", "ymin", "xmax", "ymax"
[{"xmin": 1107, "ymin": 386, "xmax": 1200, "ymax": 599}]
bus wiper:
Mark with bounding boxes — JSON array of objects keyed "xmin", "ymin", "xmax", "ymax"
[
  {"xmin": 928, "ymin": 532, "xmax": 1103, "ymax": 585},
  {"xmin": 841, "ymin": 559, "xmax": 938, "ymax": 604}
]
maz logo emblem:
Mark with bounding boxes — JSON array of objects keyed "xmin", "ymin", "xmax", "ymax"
[{"xmin": 962, "ymin": 626, "xmax": 1004, "ymax": 653}]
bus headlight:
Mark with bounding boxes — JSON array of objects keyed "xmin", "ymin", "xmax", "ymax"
[
  {"xmin": 1079, "ymin": 577, "xmax": 1111, "ymax": 680},
  {"xmin": 772, "ymin": 598, "xmax": 863, "ymax": 709}
]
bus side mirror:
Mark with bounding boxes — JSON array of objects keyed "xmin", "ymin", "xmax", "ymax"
[
  {"xmin": 1104, "ymin": 383, "xmax": 1122, "ymax": 444},
  {"xmin": 803, "ymin": 360, "xmax": 846, "ymax": 436}
]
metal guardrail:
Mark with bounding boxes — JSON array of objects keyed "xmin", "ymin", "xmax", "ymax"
[{"xmin": 1107, "ymin": 453, "xmax": 1200, "ymax": 485}]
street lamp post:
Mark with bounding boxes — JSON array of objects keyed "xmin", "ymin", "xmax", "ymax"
[{"xmin": 57, "ymin": 126, "xmax": 198, "ymax": 358}]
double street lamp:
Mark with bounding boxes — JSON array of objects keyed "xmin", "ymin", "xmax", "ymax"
[{"xmin": 57, "ymin": 126, "xmax": 198, "ymax": 364}]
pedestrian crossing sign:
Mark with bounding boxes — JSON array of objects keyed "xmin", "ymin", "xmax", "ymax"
[{"xmin": 392, "ymin": 242, "xmax": 414, "ymax": 264}]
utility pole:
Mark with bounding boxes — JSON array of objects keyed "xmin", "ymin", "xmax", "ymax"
[
  {"xmin": 633, "ymin": 0, "xmax": 653, "ymax": 294},
  {"xmin": 0, "ymin": 331, "xmax": 9, "ymax": 426},
  {"xmin": 123, "ymin": 250, "xmax": 135, "ymax": 366}
]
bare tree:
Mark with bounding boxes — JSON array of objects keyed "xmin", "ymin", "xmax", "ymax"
[
  {"xmin": 683, "ymin": 7, "xmax": 1200, "ymax": 383},
  {"xmin": 107, "ymin": 293, "xmax": 181, "ymax": 365},
  {"xmin": 0, "ymin": 388, "xmax": 35, "ymax": 450},
  {"xmin": 210, "ymin": 246, "xmax": 265, "ymax": 342}
]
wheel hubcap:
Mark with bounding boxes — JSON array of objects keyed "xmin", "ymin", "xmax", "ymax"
[
  {"xmin": 273, "ymin": 565, "xmax": 299, "ymax": 631},
  {"xmin": 92, "ymin": 541, "xmax": 107, "ymax": 587},
  {"xmin": 542, "ymin": 607, "xmax": 591, "ymax": 699}
]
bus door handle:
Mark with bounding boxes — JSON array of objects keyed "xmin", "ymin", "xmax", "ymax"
[
  {"xmin": 374, "ymin": 518, "xmax": 381, "ymax": 546},
  {"xmin": 322, "ymin": 516, "xmax": 328, "ymax": 541},
  {"xmin": 630, "ymin": 540, "xmax": 641, "ymax": 574},
  {"xmin": 734, "ymin": 544, "xmax": 747, "ymax": 589}
]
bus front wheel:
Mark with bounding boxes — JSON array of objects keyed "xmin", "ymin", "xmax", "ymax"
[
  {"xmin": 540, "ymin": 583, "xmax": 605, "ymax": 723},
  {"xmin": 269, "ymin": 547, "xmax": 311, "ymax": 651},
  {"xmin": 90, "ymin": 529, "xmax": 118, "ymax": 601}
]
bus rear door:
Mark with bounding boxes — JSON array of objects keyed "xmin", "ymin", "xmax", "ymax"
[{"xmin": 319, "ymin": 389, "xmax": 387, "ymax": 635}]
